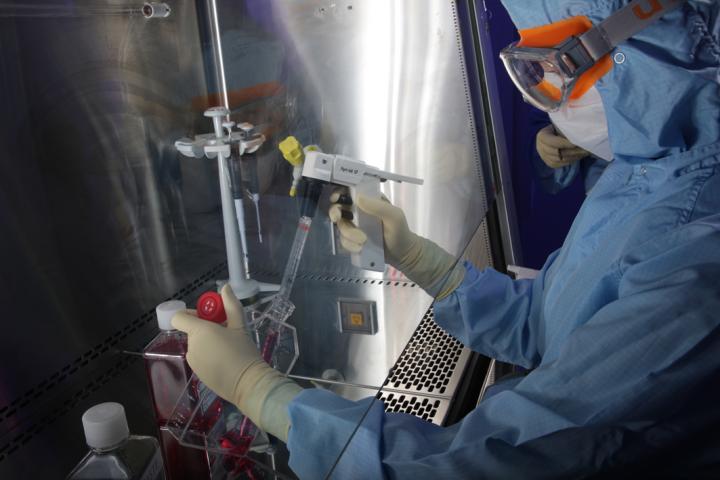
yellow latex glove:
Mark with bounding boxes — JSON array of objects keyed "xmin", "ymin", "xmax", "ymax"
[
  {"xmin": 172, "ymin": 285, "xmax": 302, "ymax": 442},
  {"xmin": 536, "ymin": 124, "xmax": 590, "ymax": 168},
  {"xmin": 329, "ymin": 190, "xmax": 465, "ymax": 300}
]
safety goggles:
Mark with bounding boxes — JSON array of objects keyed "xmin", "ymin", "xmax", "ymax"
[{"xmin": 500, "ymin": 0, "xmax": 688, "ymax": 112}]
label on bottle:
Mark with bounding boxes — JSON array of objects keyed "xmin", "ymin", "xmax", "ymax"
[{"xmin": 140, "ymin": 449, "xmax": 165, "ymax": 480}]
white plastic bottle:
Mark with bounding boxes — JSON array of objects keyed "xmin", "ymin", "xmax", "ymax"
[{"xmin": 67, "ymin": 402, "xmax": 165, "ymax": 479}]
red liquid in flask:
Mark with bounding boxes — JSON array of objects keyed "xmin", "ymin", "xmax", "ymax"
[
  {"xmin": 143, "ymin": 300, "xmax": 211, "ymax": 480},
  {"xmin": 159, "ymin": 427, "xmax": 213, "ymax": 480},
  {"xmin": 144, "ymin": 295, "xmax": 263, "ymax": 479},
  {"xmin": 144, "ymin": 329, "xmax": 193, "ymax": 424},
  {"xmin": 144, "ymin": 296, "xmax": 227, "ymax": 423},
  {"xmin": 220, "ymin": 432, "xmax": 256, "ymax": 477}
]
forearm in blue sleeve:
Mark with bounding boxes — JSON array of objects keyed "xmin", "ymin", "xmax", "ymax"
[
  {"xmin": 286, "ymin": 384, "xmax": 635, "ymax": 480},
  {"xmin": 287, "ymin": 254, "xmax": 720, "ymax": 479},
  {"xmin": 433, "ymin": 262, "xmax": 547, "ymax": 368}
]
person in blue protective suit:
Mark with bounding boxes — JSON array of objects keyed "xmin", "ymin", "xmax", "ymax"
[{"xmin": 172, "ymin": 0, "xmax": 720, "ymax": 477}]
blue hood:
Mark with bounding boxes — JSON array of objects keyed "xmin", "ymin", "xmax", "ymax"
[{"xmin": 500, "ymin": 0, "xmax": 720, "ymax": 160}]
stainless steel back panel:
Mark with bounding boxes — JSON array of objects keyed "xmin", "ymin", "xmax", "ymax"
[
  {"xmin": 0, "ymin": 1, "xmax": 229, "ymax": 475},
  {"xmin": 0, "ymin": 0, "xmax": 219, "ymax": 399},
  {"xmin": 218, "ymin": 0, "xmax": 492, "ymax": 390}
]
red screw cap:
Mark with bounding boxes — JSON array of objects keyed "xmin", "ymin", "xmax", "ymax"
[{"xmin": 197, "ymin": 291, "xmax": 226, "ymax": 323}]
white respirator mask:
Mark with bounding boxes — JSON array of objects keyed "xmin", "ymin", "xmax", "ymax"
[{"xmin": 549, "ymin": 85, "xmax": 613, "ymax": 161}]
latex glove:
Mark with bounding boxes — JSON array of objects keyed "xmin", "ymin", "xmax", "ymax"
[
  {"xmin": 536, "ymin": 124, "xmax": 590, "ymax": 168},
  {"xmin": 172, "ymin": 285, "xmax": 302, "ymax": 442},
  {"xmin": 329, "ymin": 190, "xmax": 465, "ymax": 300}
]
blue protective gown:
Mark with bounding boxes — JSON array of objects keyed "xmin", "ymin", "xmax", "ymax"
[
  {"xmin": 285, "ymin": 1, "xmax": 720, "ymax": 478},
  {"xmin": 534, "ymin": 150, "xmax": 609, "ymax": 194}
]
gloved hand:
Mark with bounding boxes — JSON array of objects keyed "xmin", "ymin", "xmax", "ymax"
[
  {"xmin": 172, "ymin": 285, "xmax": 302, "ymax": 442},
  {"xmin": 329, "ymin": 190, "xmax": 465, "ymax": 300},
  {"xmin": 536, "ymin": 124, "xmax": 590, "ymax": 168}
]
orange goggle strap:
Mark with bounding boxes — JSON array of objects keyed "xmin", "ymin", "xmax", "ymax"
[{"xmin": 517, "ymin": 16, "xmax": 612, "ymax": 101}]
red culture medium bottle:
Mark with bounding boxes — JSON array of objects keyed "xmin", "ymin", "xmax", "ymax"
[{"xmin": 143, "ymin": 300, "xmax": 215, "ymax": 480}]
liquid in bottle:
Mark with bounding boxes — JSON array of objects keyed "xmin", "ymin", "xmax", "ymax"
[{"xmin": 143, "ymin": 300, "xmax": 211, "ymax": 480}]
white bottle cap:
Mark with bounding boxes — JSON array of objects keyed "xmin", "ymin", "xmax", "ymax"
[
  {"xmin": 82, "ymin": 402, "xmax": 130, "ymax": 450},
  {"xmin": 156, "ymin": 300, "xmax": 187, "ymax": 331}
]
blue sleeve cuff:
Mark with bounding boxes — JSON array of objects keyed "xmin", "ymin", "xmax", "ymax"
[
  {"xmin": 433, "ymin": 261, "xmax": 488, "ymax": 340},
  {"xmin": 433, "ymin": 262, "xmax": 542, "ymax": 367}
]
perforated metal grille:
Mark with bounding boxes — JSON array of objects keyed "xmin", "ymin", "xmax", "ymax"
[
  {"xmin": 384, "ymin": 309, "xmax": 467, "ymax": 395},
  {"xmin": 377, "ymin": 308, "xmax": 469, "ymax": 425},
  {"xmin": 376, "ymin": 392, "xmax": 448, "ymax": 424}
]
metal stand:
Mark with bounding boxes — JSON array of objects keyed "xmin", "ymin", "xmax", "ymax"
[{"xmin": 175, "ymin": 106, "xmax": 279, "ymax": 301}]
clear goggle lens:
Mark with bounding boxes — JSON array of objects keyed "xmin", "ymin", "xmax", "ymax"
[{"xmin": 500, "ymin": 47, "xmax": 573, "ymax": 112}]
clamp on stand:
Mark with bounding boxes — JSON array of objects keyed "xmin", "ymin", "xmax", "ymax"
[{"xmin": 175, "ymin": 107, "xmax": 279, "ymax": 302}]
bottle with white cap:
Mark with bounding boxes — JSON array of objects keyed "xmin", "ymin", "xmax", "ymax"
[
  {"xmin": 67, "ymin": 402, "xmax": 165, "ymax": 479},
  {"xmin": 142, "ymin": 300, "xmax": 191, "ymax": 424},
  {"xmin": 142, "ymin": 301, "xmax": 213, "ymax": 480}
]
